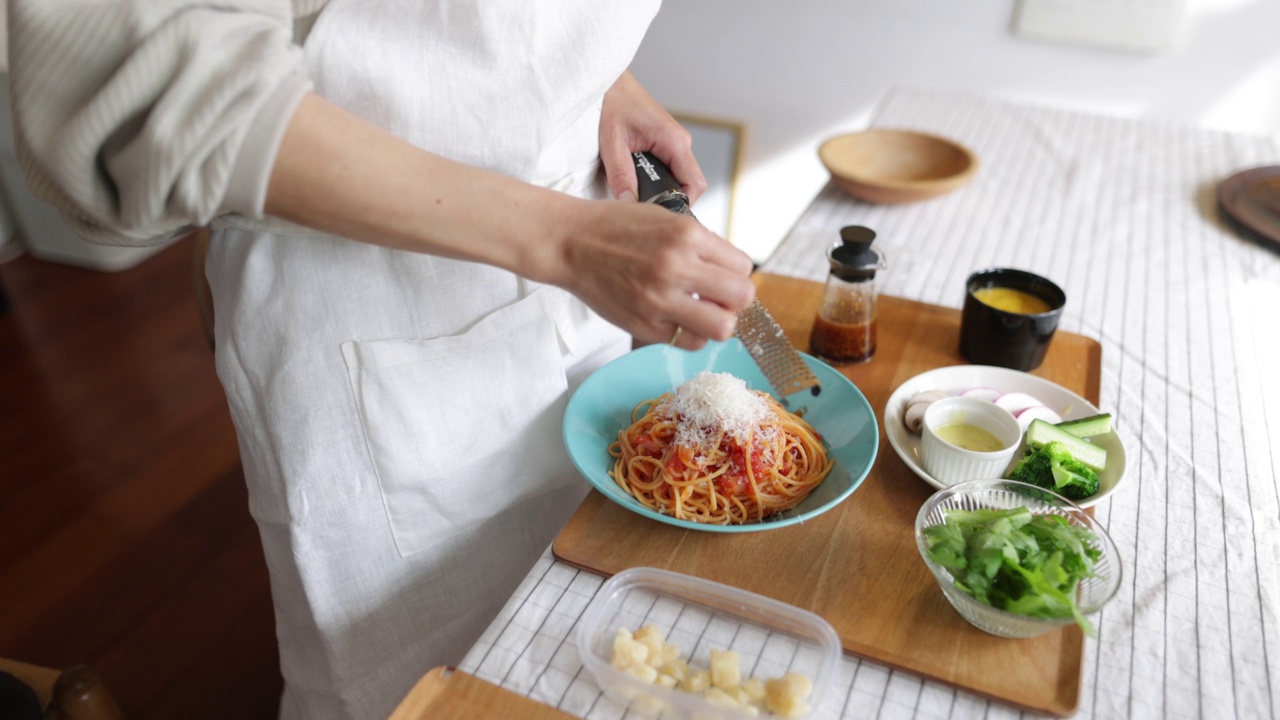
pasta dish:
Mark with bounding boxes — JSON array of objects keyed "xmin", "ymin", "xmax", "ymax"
[{"xmin": 608, "ymin": 372, "xmax": 834, "ymax": 524}]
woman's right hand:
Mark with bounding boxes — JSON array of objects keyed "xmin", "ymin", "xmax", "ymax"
[{"xmin": 539, "ymin": 198, "xmax": 757, "ymax": 350}]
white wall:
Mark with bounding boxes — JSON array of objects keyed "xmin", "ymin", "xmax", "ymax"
[{"xmin": 630, "ymin": 0, "xmax": 1280, "ymax": 261}]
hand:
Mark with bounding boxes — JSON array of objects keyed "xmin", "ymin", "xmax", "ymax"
[
  {"xmin": 599, "ymin": 71, "xmax": 707, "ymax": 204},
  {"xmin": 549, "ymin": 199, "xmax": 756, "ymax": 350}
]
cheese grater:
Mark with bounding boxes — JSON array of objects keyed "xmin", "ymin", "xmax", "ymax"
[{"xmin": 632, "ymin": 151, "xmax": 821, "ymax": 405}]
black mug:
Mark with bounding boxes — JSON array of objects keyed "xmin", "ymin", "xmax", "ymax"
[{"xmin": 959, "ymin": 268, "xmax": 1066, "ymax": 371}]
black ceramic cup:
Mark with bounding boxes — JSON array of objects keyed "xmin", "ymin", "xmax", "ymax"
[{"xmin": 959, "ymin": 268, "xmax": 1066, "ymax": 371}]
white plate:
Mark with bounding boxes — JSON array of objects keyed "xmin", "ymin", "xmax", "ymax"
[{"xmin": 884, "ymin": 365, "xmax": 1126, "ymax": 507}]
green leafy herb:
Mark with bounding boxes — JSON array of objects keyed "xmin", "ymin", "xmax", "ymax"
[{"xmin": 922, "ymin": 507, "xmax": 1104, "ymax": 635}]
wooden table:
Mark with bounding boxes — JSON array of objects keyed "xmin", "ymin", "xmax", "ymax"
[{"xmin": 387, "ymin": 667, "xmax": 573, "ymax": 720}]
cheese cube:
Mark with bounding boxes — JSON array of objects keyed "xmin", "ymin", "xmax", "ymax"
[
  {"xmin": 765, "ymin": 672, "xmax": 814, "ymax": 718},
  {"xmin": 681, "ymin": 669, "xmax": 711, "ymax": 693},
  {"xmin": 610, "ymin": 629, "xmax": 649, "ymax": 670},
  {"xmin": 709, "ymin": 649, "xmax": 741, "ymax": 689}
]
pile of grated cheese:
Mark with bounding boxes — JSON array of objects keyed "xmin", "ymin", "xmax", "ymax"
[{"xmin": 661, "ymin": 371, "xmax": 774, "ymax": 449}]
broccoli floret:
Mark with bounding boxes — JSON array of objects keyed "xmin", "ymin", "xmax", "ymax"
[{"xmin": 1007, "ymin": 441, "xmax": 1100, "ymax": 500}]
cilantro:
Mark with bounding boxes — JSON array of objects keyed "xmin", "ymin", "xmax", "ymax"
[{"xmin": 922, "ymin": 507, "xmax": 1104, "ymax": 635}]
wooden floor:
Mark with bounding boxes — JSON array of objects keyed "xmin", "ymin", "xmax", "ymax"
[{"xmin": 0, "ymin": 237, "xmax": 282, "ymax": 719}]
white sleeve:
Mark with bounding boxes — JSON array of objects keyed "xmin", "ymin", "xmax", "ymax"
[{"xmin": 7, "ymin": 0, "xmax": 314, "ymax": 246}]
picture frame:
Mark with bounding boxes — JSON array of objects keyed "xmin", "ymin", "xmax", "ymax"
[{"xmin": 674, "ymin": 114, "xmax": 745, "ymax": 241}]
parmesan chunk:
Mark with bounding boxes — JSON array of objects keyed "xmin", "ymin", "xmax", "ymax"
[
  {"xmin": 742, "ymin": 677, "xmax": 767, "ymax": 704},
  {"xmin": 611, "ymin": 628, "xmax": 649, "ymax": 670},
  {"xmin": 623, "ymin": 662, "xmax": 659, "ymax": 683},
  {"xmin": 681, "ymin": 669, "xmax": 711, "ymax": 693},
  {"xmin": 633, "ymin": 624, "xmax": 668, "ymax": 660},
  {"xmin": 607, "ymin": 625, "xmax": 813, "ymax": 717},
  {"xmin": 765, "ymin": 672, "xmax": 814, "ymax": 718},
  {"xmin": 709, "ymin": 648, "xmax": 741, "ymax": 689}
]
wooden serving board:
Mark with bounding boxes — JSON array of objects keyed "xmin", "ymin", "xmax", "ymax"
[
  {"xmin": 552, "ymin": 272, "xmax": 1101, "ymax": 717},
  {"xmin": 388, "ymin": 667, "xmax": 574, "ymax": 720}
]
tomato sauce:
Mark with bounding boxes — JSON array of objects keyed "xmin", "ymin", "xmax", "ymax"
[{"xmin": 711, "ymin": 442, "xmax": 770, "ymax": 497}]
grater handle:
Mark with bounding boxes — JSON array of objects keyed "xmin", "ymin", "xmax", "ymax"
[{"xmin": 632, "ymin": 152, "xmax": 695, "ymax": 216}]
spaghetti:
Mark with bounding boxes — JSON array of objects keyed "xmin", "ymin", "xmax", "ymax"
[{"xmin": 608, "ymin": 372, "xmax": 834, "ymax": 525}]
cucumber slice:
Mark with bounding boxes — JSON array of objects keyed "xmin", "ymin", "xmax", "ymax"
[
  {"xmin": 1025, "ymin": 419, "xmax": 1107, "ymax": 471},
  {"xmin": 1055, "ymin": 413, "xmax": 1112, "ymax": 439}
]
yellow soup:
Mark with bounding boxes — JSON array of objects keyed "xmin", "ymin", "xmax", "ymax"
[
  {"xmin": 935, "ymin": 423, "xmax": 1006, "ymax": 452},
  {"xmin": 973, "ymin": 286, "xmax": 1052, "ymax": 315}
]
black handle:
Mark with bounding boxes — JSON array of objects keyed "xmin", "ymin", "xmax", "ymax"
[{"xmin": 632, "ymin": 151, "xmax": 693, "ymax": 216}]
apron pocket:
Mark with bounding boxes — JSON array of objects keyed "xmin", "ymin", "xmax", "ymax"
[{"xmin": 342, "ymin": 290, "xmax": 577, "ymax": 557}]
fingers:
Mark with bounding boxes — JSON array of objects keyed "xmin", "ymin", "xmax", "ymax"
[
  {"xmin": 659, "ymin": 146, "xmax": 708, "ymax": 205},
  {"xmin": 635, "ymin": 130, "xmax": 705, "ymax": 205},
  {"xmin": 640, "ymin": 220, "xmax": 756, "ymax": 347},
  {"xmin": 699, "ymin": 235, "xmax": 756, "ymax": 278},
  {"xmin": 600, "ymin": 136, "xmax": 638, "ymax": 202},
  {"xmin": 668, "ymin": 275, "xmax": 756, "ymax": 348},
  {"xmin": 556, "ymin": 200, "xmax": 756, "ymax": 350},
  {"xmin": 684, "ymin": 259, "xmax": 756, "ymax": 319},
  {"xmin": 598, "ymin": 71, "xmax": 704, "ymax": 204}
]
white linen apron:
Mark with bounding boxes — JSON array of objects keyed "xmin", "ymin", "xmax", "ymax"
[{"xmin": 205, "ymin": 2, "xmax": 658, "ymax": 718}]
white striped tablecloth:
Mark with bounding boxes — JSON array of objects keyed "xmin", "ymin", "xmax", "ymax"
[{"xmin": 459, "ymin": 87, "xmax": 1280, "ymax": 719}]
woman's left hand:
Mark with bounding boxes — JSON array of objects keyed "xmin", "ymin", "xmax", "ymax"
[{"xmin": 599, "ymin": 71, "xmax": 707, "ymax": 205}]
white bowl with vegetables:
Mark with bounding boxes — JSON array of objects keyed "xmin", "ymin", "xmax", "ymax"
[
  {"xmin": 884, "ymin": 365, "xmax": 1126, "ymax": 507},
  {"xmin": 915, "ymin": 479, "xmax": 1122, "ymax": 638}
]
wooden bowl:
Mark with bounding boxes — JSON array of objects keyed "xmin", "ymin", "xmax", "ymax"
[{"xmin": 819, "ymin": 129, "xmax": 979, "ymax": 204}]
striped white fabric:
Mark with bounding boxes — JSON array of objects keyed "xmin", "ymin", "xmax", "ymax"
[{"xmin": 460, "ymin": 87, "xmax": 1280, "ymax": 719}]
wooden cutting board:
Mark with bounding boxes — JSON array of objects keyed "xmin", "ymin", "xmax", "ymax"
[
  {"xmin": 388, "ymin": 667, "xmax": 573, "ymax": 720},
  {"xmin": 552, "ymin": 272, "xmax": 1101, "ymax": 717}
]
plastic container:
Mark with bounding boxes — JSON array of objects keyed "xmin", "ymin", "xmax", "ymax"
[
  {"xmin": 577, "ymin": 567, "xmax": 841, "ymax": 719},
  {"xmin": 915, "ymin": 479, "xmax": 1122, "ymax": 638}
]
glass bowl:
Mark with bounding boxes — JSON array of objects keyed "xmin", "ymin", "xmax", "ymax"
[
  {"xmin": 577, "ymin": 567, "xmax": 841, "ymax": 719},
  {"xmin": 914, "ymin": 479, "xmax": 1122, "ymax": 638}
]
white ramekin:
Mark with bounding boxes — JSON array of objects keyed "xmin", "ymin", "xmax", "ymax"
[{"xmin": 920, "ymin": 396, "xmax": 1022, "ymax": 486}]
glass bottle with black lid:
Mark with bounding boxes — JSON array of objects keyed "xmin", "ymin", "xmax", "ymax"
[{"xmin": 810, "ymin": 225, "xmax": 886, "ymax": 364}]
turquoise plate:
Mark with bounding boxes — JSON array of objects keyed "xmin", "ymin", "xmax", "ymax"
[{"xmin": 563, "ymin": 339, "xmax": 878, "ymax": 533}]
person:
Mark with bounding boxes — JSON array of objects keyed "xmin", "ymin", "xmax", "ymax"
[{"xmin": 7, "ymin": 1, "xmax": 757, "ymax": 718}]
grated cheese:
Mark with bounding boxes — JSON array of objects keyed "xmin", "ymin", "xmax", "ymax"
[{"xmin": 661, "ymin": 371, "xmax": 772, "ymax": 449}]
